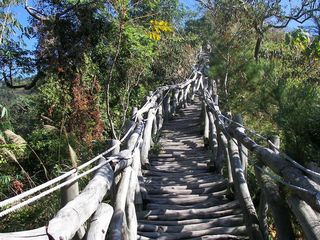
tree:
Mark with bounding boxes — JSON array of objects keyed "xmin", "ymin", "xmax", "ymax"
[{"xmin": 197, "ymin": 0, "xmax": 320, "ymax": 61}]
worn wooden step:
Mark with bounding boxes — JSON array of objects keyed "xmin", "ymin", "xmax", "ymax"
[
  {"xmin": 138, "ymin": 226, "xmax": 247, "ymax": 240},
  {"xmin": 145, "ymin": 190, "xmax": 229, "ymax": 205},
  {"xmin": 138, "ymin": 214, "xmax": 244, "ymax": 233},
  {"xmin": 141, "ymin": 201, "xmax": 240, "ymax": 221},
  {"xmin": 143, "ymin": 170, "xmax": 213, "ymax": 177},
  {"xmin": 137, "ymin": 98, "xmax": 248, "ymax": 239},
  {"xmin": 145, "ymin": 198, "xmax": 229, "ymax": 210}
]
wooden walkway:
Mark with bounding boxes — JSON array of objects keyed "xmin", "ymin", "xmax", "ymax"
[{"xmin": 137, "ymin": 100, "xmax": 248, "ymax": 240}]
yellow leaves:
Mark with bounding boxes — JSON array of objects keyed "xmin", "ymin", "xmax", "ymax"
[
  {"xmin": 149, "ymin": 19, "xmax": 173, "ymax": 41},
  {"xmin": 148, "ymin": 32, "xmax": 161, "ymax": 41}
]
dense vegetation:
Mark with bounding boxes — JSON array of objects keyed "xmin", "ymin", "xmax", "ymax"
[{"xmin": 0, "ymin": 0, "xmax": 319, "ymax": 234}]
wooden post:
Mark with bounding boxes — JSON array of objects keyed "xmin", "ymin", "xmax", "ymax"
[
  {"xmin": 203, "ymin": 103, "xmax": 209, "ymax": 147},
  {"xmin": 85, "ymin": 203, "xmax": 113, "ymax": 240},
  {"xmin": 172, "ymin": 89, "xmax": 179, "ymax": 115},
  {"xmin": 196, "ymin": 74, "xmax": 203, "ymax": 91},
  {"xmin": 228, "ymin": 138, "xmax": 264, "ymax": 240},
  {"xmin": 127, "ymin": 122, "xmax": 144, "ymax": 151},
  {"xmin": 269, "ymin": 135, "xmax": 280, "ymax": 153},
  {"xmin": 257, "ymin": 192, "xmax": 269, "ymax": 240},
  {"xmin": 163, "ymin": 91, "xmax": 171, "ymax": 122},
  {"xmin": 109, "ymin": 167, "xmax": 132, "ymax": 240},
  {"xmin": 126, "ymin": 170, "xmax": 138, "ymax": 240},
  {"xmin": 152, "ymin": 112, "xmax": 158, "ymax": 138},
  {"xmin": 111, "ymin": 139, "xmax": 121, "ymax": 155},
  {"xmin": 185, "ymin": 84, "xmax": 191, "ymax": 105},
  {"xmin": 215, "ymin": 126, "xmax": 226, "ymax": 175},
  {"xmin": 191, "ymin": 81, "xmax": 196, "ymax": 101},
  {"xmin": 47, "ymin": 159, "xmax": 114, "ymax": 240},
  {"xmin": 60, "ymin": 174, "xmax": 86, "ymax": 240},
  {"xmin": 178, "ymin": 88, "xmax": 184, "ymax": 108},
  {"xmin": 60, "ymin": 173, "xmax": 79, "ymax": 208},
  {"xmin": 287, "ymin": 196, "xmax": 320, "ymax": 240},
  {"xmin": 207, "ymin": 110, "xmax": 218, "ymax": 169},
  {"xmin": 141, "ymin": 108, "xmax": 156, "ymax": 168},
  {"xmin": 254, "ymin": 136, "xmax": 295, "ymax": 240},
  {"xmin": 111, "ymin": 139, "xmax": 121, "ymax": 207},
  {"xmin": 132, "ymin": 146, "xmax": 143, "ymax": 211},
  {"xmin": 234, "ymin": 115, "xmax": 248, "ymax": 176},
  {"xmin": 156, "ymin": 100, "xmax": 164, "ymax": 131},
  {"xmin": 222, "ymin": 132, "xmax": 233, "ymax": 186}
]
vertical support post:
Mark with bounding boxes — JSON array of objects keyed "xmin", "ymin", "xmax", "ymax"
[
  {"xmin": 180, "ymin": 88, "xmax": 184, "ymax": 108},
  {"xmin": 254, "ymin": 136, "xmax": 295, "ymax": 240},
  {"xmin": 86, "ymin": 203, "xmax": 113, "ymax": 240},
  {"xmin": 185, "ymin": 84, "xmax": 191, "ymax": 105},
  {"xmin": 191, "ymin": 81, "xmax": 196, "ymax": 101},
  {"xmin": 234, "ymin": 114, "xmax": 248, "ymax": 176},
  {"xmin": 207, "ymin": 110, "xmax": 218, "ymax": 169},
  {"xmin": 203, "ymin": 102, "xmax": 209, "ymax": 147},
  {"xmin": 157, "ymin": 99, "xmax": 164, "ymax": 131},
  {"xmin": 215, "ymin": 127, "xmax": 225, "ymax": 175},
  {"xmin": 196, "ymin": 74, "xmax": 203, "ymax": 91},
  {"xmin": 111, "ymin": 139, "xmax": 121, "ymax": 155},
  {"xmin": 109, "ymin": 167, "xmax": 132, "ymax": 240},
  {"xmin": 141, "ymin": 108, "xmax": 156, "ymax": 168},
  {"xmin": 111, "ymin": 139, "xmax": 121, "ymax": 210},
  {"xmin": 132, "ymin": 146, "xmax": 143, "ymax": 211},
  {"xmin": 126, "ymin": 170, "xmax": 138, "ymax": 240},
  {"xmin": 61, "ymin": 174, "xmax": 79, "ymax": 208},
  {"xmin": 257, "ymin": 192, "xmax": 269, "ymax": 239},
  {"xmin": 172, "ymin": 89, "xmax": 179, "ymax": 115},
  {"xmin": 61, "ymin": 173, "xmax": 86, "ymax": 240},
  {"xmin": 152, "ymin": 112, "xmax": 158, "ymax": 138},
  {"xmin": 228, "ymin": 137, "xmax": 264, "ymax": 240},
  {"xmin": 163, "ymin": 91, "xmax": 171, "ymax": 122}
]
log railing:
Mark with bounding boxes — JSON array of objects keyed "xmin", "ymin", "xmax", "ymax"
[
  {"xmin": 0, "ymin": 65, "xmax": 202, "ymax": 240},
  {"xmin": 199, "ymin": 76, "xmax": 320, "ymax": 240}
]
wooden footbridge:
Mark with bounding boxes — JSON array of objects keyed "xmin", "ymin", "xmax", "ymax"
[{"xmin": 1, "ymin": 53, "xmax": 320, "ymax": 239}]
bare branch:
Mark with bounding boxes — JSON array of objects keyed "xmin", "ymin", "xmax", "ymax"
[
  {"xmin": 25, "ymin": 0, "xmax": 81, "ymax": 21},
  {"xmin": 25, "ymin": 0, "xmax": 49, "ymax": 21}
]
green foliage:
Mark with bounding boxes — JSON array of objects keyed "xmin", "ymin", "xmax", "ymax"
[{"xmin": 0, "ymin": 0, "xmax": 199, "ymax": 231}]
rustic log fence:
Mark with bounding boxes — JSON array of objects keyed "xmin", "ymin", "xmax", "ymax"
[
  {"xmin": 0, "ymin": 67, "xmax": 200, "ymax": 240},
  {"xmin": 199, "ymin": 76, "xmax": 320, "ymax": 240}
]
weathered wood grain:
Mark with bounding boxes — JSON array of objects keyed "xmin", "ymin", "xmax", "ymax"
[
  {"xmin": 47, "ymin": 159, "xmax": 113, "ymax": 240},
  {"xmin": 85, "ymin": 203, "xmax": 113, "ymax": 240}
]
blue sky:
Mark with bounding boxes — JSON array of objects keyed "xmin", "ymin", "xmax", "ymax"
[{"xmin": 9, "ymin": 0, "xmax": 314, "ymax": 51}]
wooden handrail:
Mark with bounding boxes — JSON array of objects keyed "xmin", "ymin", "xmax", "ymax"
[
  {"xmin": 200, "ymin": 75, "xmax": 320, "ymax": 240},
  {"xmin": 0, "ymin": 66, "xmax": 200, "ymax": 240}
]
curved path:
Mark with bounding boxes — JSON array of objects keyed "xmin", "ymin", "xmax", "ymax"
[{"xmin": 137, "ymin": 100, "xmax": 249, "ymax": 240}]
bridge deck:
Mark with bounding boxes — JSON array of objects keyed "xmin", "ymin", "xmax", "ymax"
[{"xmin": 137, "ymin": 100, "xmax": 249, "ymax": 240}]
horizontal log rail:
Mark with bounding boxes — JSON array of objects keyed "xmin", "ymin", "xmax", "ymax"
[
  {"xmin": 0, "ymin": 56, "xmax": 201, "ymax": 240},
  {"xmin": 199, "ymin": 76, "xmax": 320, "ymax": 240}
]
